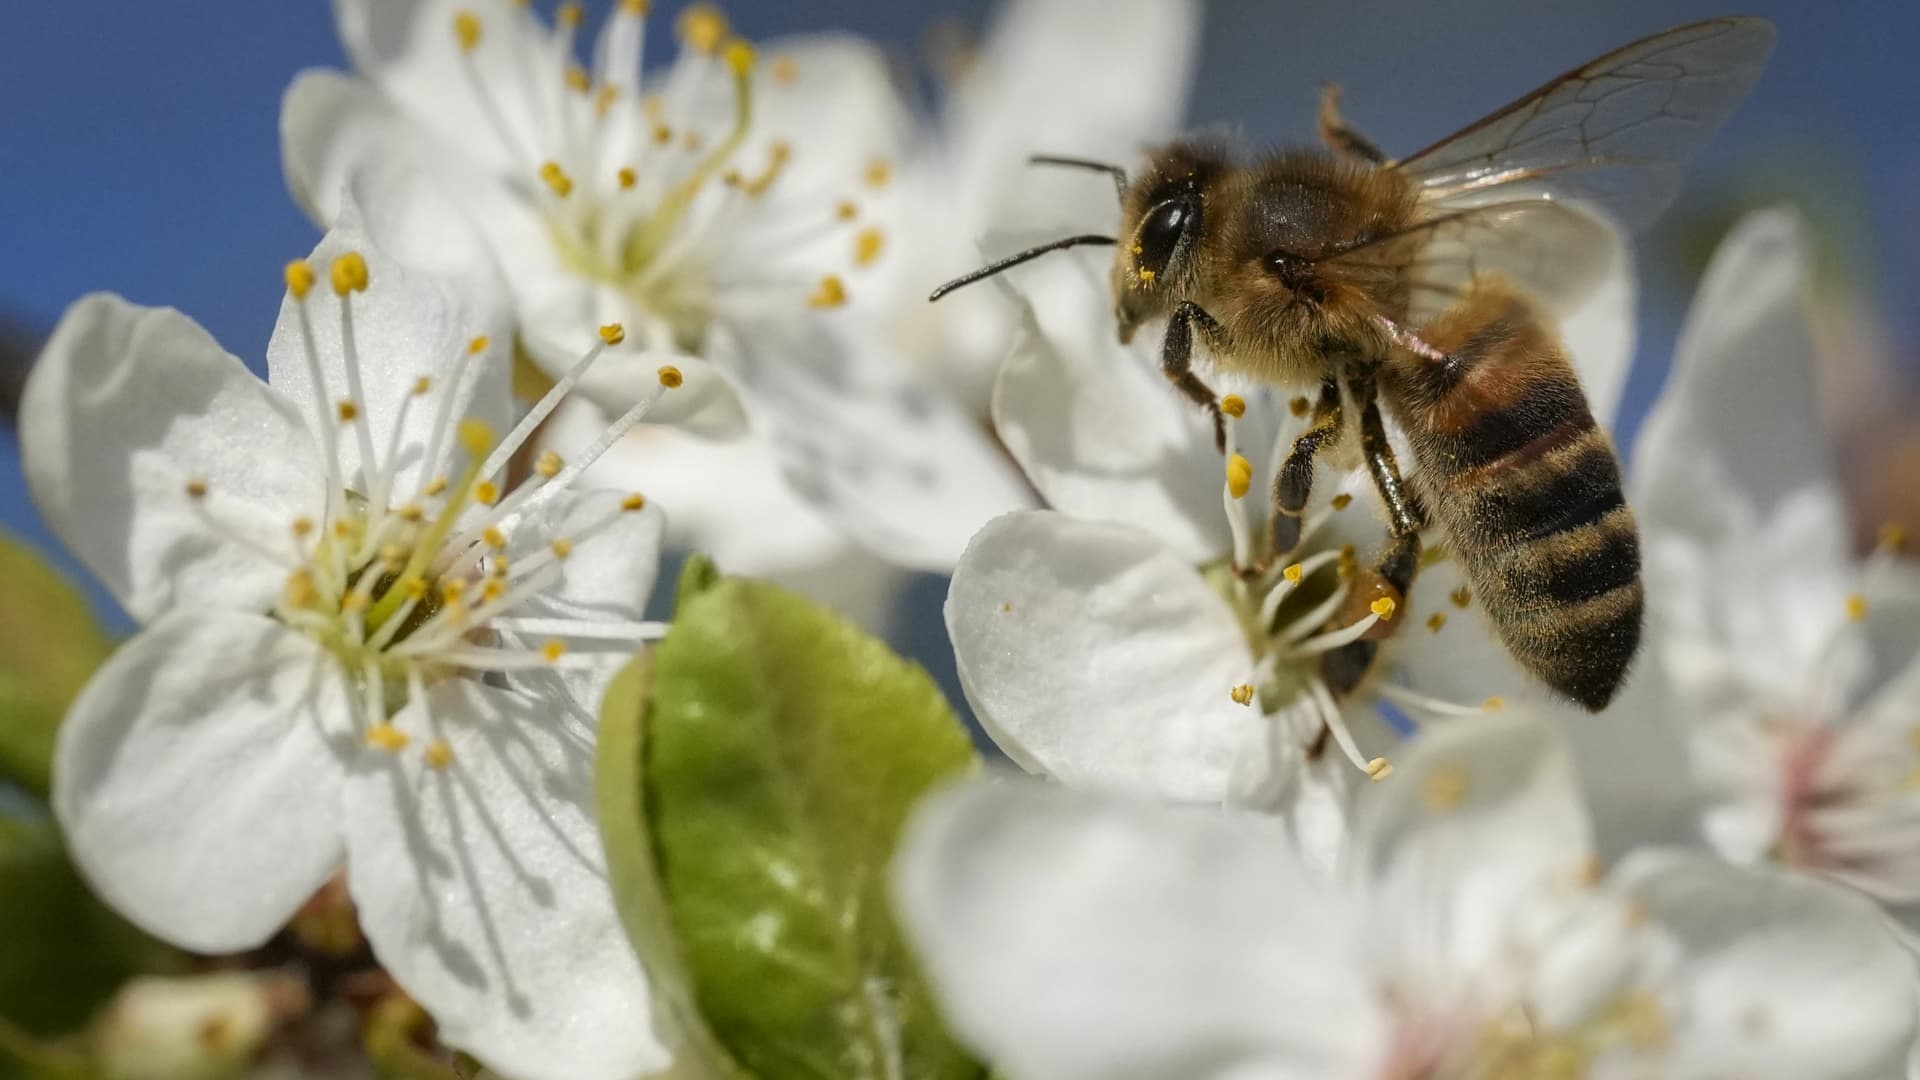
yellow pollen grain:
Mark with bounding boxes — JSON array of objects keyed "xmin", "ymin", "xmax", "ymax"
[
  {"xmin": 412, "ymin": 376, "xmax": 432, "ymax": 395},
  {"xmin": 453, "ymin": 10, "xmax": 483, "ymax": 52},
  {"xmin": 1331, "ymin": 493, "xmax": 1353, "ymax": 510},
  {"xmin": 539, "ymin": 161, "xmax": 574, "ymax": 198},
  {"xmin": 396, "ymin": 503, "xmax": 423, "ymax": 522},
  {"xmin": 1226, "ymin": 453, "xmax": 1253, "ymax": 499},
  {"xmin": 835, "ymin": 200, "xmax": 859, "ymax": 221},
  {"xmin": 550, "ymin": 537, "xmax": 574, "ymax": 559},
  {"xmin": 724, "ymin": 38, "xmax": 756, "ymax": 76},
  {"xmin": 1426, "ymin": 611, "xmax": 1447, "ymax": 633},
  {"xmin": 184, "ymin": 478, "xmax": 209, "ymax": 499},
  {"xmin": 366, "ymin": 723, "xmax": 409, "ymax": 752},
  {"xmin": 854, "ymin": 227, "xmax": 886, "ymax": 266},
  {"xmin": 337, "ymin": 400, "xmax": 359, "ymax": 423},
  {"xmin": 618, "ymin": 166, "xmax": 637, "ymax": 190},
  {"xmin": 557, "ymin": 1, "xmax": 584, "ymax": 29},
  {"xmin": 676, "ymin": 4, "xmax": 728, "ymax": 54},
  {"xmin": 808, "ymin": 275, "xmax": 848, "ymax": 309},
  {"xmin": 564, "ymin": 66, "xmax": 591, "ymax": 94},
  {"xmin": 1219, "ymin": 394, "xmax": 1246, "ymax": 418},
  {"xmin": 424, "ymin": 740, "xmax": 455, "ymax": 769},
  {"xmin": 1881, "ymin": 521, "xmax": 1910, "ymax": 553},
  {"xmin": 657, "ymin": 365, "xmax": 684, "ymax": 388},
  {"xmin": 1370, "ymin": 596, "xmax": 1396, "ymax": 620},
  {"xmin": 1422, "ymin": 763, "xmax": 1469, "ymax": 809},
  {"xmin": 1283, "ymin": 562, "xmax": 1304, "ymax": 585},
  {"xmin": 1229, "ymin": 684, "xmax": 1255, "ymax": 707},
  {"xmin": 1847, "ymin": 593, "xmax": 1869, "ymax": 621},
  {"xmin": 440, "ymin": 579, "xmax": 467, "ymax": 603},
  {"xmin": 599, "ymin": 322, "xmax": 627, "ymax": 346},
  {"xmin": 482, "ymin": 579, "xmax": 506, "ymax": 602},
  {"xmin": 864, "ymin": 159, "xmax": 892, "ymax": 188},
  {"xmin": 291, "ymin": 517, "xmax": 315, "ymax": 538},
  {"xmin": 536, "ymin": 450, "xmax": 564, "ymax": 478},
  {"xmin": 474, "ymin": 481, "xmax": 501, "ymax": 506},
  {"xmin": 457, "ymin": 418, "xmax": 494, "ymax": 457},
  {"xmin": 424, "ymin": 475, "xmax": 449, "ymax": 497},
  {"xmin": 1450, "ymin": 585, "xmax": 1472, "ymax": 609},
  {"xmin": 284, "ymin": 259, "xmax": 316, "ymax": 299},
  {"xmin": 542, "ymin": 639, "xmax": 568, "ymax": 663},
  {"xmin": 467, "ymin": 335, "xmax": 490, "ymax": 355},
  {"xmin": 621, "ymin": 493, "xmax": 648, "ymax": 512},
  {"xmin": 488, "ymin": 555, "xmax": 511, "ymax": 577},
  {"xmin": 596, "ymin": 85, "xmax": 620, "ymax": 116},
  {"xmin": 1482, "ymin": 696, "xmax": 1505, "ymax": 712},
  {"xmin": 772, "ymin": 55, "xmax": 798, "ymax": 82},
  {"xmin": 329, "ymin": 252, "xmax": 369, "ymax": 295},
  {"xmin": 1367, "ymin": 758, "xmax": 1394, "ymax": 782},
  {"xmin": 331, "ymin": 519, "xmax": 352, "ymax": 539},
  {"xmin": 483, "ymin": 526, "xmax": 508, "ymax": 550},
  {"xmin": 1137, "ymin": 269, "xmax": 1157, "ymax": 285},
  {"xmin": 652, "ymin": 122, "xmax": 674, "ymax": 145},
  {"xmin": 403, "ymin": 576, "xmax": 429, "ymax": 600}
]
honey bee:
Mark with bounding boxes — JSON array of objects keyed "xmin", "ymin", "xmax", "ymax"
[{"xmin": 931, "ymin": 18, "xmax": 1775, "ymax": 711}]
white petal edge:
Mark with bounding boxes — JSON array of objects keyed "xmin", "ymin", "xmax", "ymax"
[{"xmin": 54, "ymin": 611, "xmax": 354, "ymax": 953}]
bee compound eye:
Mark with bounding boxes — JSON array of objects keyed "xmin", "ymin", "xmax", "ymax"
[{"xmin": 1136, "ymin": 198, "xmax": 1195, "ymax": 277}]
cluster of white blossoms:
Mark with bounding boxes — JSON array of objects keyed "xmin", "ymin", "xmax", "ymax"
[{"xmin": 14, "ymin": 1, "xmax": 1920, "ymax": 1079}]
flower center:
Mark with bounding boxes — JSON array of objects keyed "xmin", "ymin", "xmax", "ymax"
[{"xmin": 449, "ymin": 2, "xmax": 881, "ymax": 351}]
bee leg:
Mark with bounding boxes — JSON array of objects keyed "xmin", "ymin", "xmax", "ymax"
[
  {"xmin": 1162, "ymin": 301, "xmax": 1230, "ymax": 452},
  {"xmin": 1268, "ymin": 377, "xmax": 1345, "ymax": 557},
  {"xmin": 1318, "ymin": 83, "xmax": 1389, "ymax": 165},
  {"xmin": 1356, "ymin": 384, "xmax": 1426, "ymax": 595}
]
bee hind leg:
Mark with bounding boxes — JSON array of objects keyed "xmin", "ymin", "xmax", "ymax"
[
  {"xmin": 1319, "ymin": 385, "xmax": 1426, "ymax": 695},
  {"xmin": 1161, "ymin": 300, "xmax": 1230, "ymax": 452},
  {"xmin": 1318, "ymin": 84, "xmax": 1390, "ymax": 165}
]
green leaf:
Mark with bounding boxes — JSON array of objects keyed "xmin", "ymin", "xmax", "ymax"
[
  {"xmin": 0, "ymin": 818, "xmax": 185, "ymax": 1040},
  {"xmin": 0, "ymin": 533, "xmax": 114, "ymax": 798},
  {"xmin": 0, "ymin": 1014, "xmax": 94, "ymax": 1080},
  {"xmin": 633, "ymin": 574, "xmax": 983, "ymax": 1080}
]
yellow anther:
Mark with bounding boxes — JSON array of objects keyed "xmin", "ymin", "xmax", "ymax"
[
  {"xmin": 541, "ymin": 639, "xmax": 568, "ymax": 663},
  {"xmin": 657, "ymin": 365, "xmax": 684, "ymax": 388},
  {"xmin": 395, "ymin": 503, "xmax": 423, "ymax": 522},
  {"xmin": 1283, "ymin": 562, "xmax": 1304, "ymax": 585},
  {"xmin": 724, "ymin": 38, "xmax": 756, "ymax": 76},
  {"xmin": 184, "ymin": 478, "xmax": 209, "ymax": 499},
  {"xmin": 331, "ymin": 519, "xmax": 353, "ymax": 539},
  {"xmin": 621, "ymin": 0, "xmax": 651, "ymax": 14},
  {"xmin": 533, "ymin": 450, "xmax": 564, "ymax": 479},
  {"xmin": 1331, "ymin": 493, "xmax": 1353, "ymax": 510},
  {"xmin": 835, "ymin": 200, "xmax": 859, "ymax": 221},
  {"xmin": 564, "ymin": 66, "xmax": 591, "ymax": 94},
  {"xmin": 423, "ymin": 476, "xmax": 449, "ymax": 497},
  {"xmin": 291, "ymin": 517, "xmax": 315, "ymax": 538},
  {"xmin": 440, "ymin": 579, "xmax": 467, "ymax": 603},
  {"xmin": 652, "ymin": 123, "xmax": 674, "ymax": 145},
  {"xmin": 599, "ymin": 323, "xmax": 627, "ymax": 345},
  {"xmin": 1575, "ymin": 854, "xmax": 1605, "ymax": 887},
  {"xmin": 1422, "ymin": 763, "xmax": 1469, "ymax": 808},
  {"xmin": 808, "ymin": 275, "xmax": 848, "ymax": 308},
  {"xmin": 557, "ymin": 1, "xmax": 584, "ymax": 29},
  {"xmin": 482, "ymin": 526, "xmax": 508, "ymax": 550},
  {"xmin": 474, "ymin": 481, "xmax": 500, "ymax": 506},
  {"xmin": 1289, "ymin": 396, "xmax": 1311, "ymax": 417},
  {"xmin": 482, "ymin": 579, "xmax": 506, "ymax": 602},
  {"xmin": 676, "ymin": 3, "xmax": 728, "ymax": 53},
  {"xmin": 864, "ymin": 159, "xmax": 892, "ymax": 188},
  {"xmin": 366, "ymin": 723, "xmax": 410, "ymax": 752},
  {"xmin": 1426, "ymin": 611, "xmax": 1447, "ymax": 633},
  {"xmin": 1370, "ymin": 596, "xmax": 1396, "ymax": 621},
  {"xmin": 1367, "ymin": 758, "xmax": 1394, "ymax": 782},
  {"xmin": 424, "ymin": 740, "xmax": 455, "ymax": 770},
  {"xmin": 403, "ymin": 576, "xmax": 429, "ymax": 600},
  {"xmin": 682, "ymin": 130, "xmax": 706, "ymax": 152},
  {"xmin": 854, "ymin": 227, "xmax": 885, "ymax": 266},
  {"xmin": 453, "ymin": 10, "xmax": 483, "ymax": 52},
  {"xmin": 1482, "ymin": 696, "xmax": 1505, "ymax": 712},
  {"xmin": 1226, "ymin": 453, "xmax": 1253, "ymax": 499},
  {"xmin": 596, "ymin": 84, "xmax": 620, "ymax": 116},
  {"xmin": 550, "ymin": 537, "xmax": 574, "ymax": 559},
  {"xmin": 621, "ymin": 493, "xmax": 647, "ymax": 512},
  {"xmin": 411, "ymin": 376, "xmax": 432, "ymax": 395},
  {"xmin": 1847, "ymin": 593, "xmax": 1869, "ymax": 621},
  {"xmin": 329, "ymin": 252, "xmax": 369, "ymax": 296},
  {"xmin": 341, "ymin": 593, "xmax": 370, "ymax": 614},
  {"xmin": 1229, "ymin": 684, "xmax": 1255, "ymax": 707},
  {"xmin": 642, "ymin": 94, "xmax": 666, "ymax": 121},
  {"xmin": 283, "ymin": 570, "xmax": 317, "ymax": 609},
  {"xmin": 538, "ymin": 161, "xmax": 574, "ymax": 198},
  {"xmin": 457, "ymin": 418, "xmax": 495, "ymax": 457},
  {"xmin": 1450, "ymin": 585, "xmax": 1472, "ymax": 609},
  {"xmin": 337, "ymin": 400, "xmax": 359, "ymax": 423},
  {"xmin": 1220, "ymin": 394, "xmax": 1246, "ymax": 418},
  {"xmin": 772, "ymin": 55, "xmax": 798, "ymax": 82},
  {"xmin": 379, "ymin": 543, "xmax": 406, "ymax": 565},
  {"xmin": 1881, "ymin": 522, "xmax": 1910, "ymax": 553},
  {"xmin": 467, "ymin": 335, "xmax": 490, "ymax": 355},
  {"xmin": 617, "ymin": 167, "xmax": 637, "ymax": 189},
  {"xmin": 1137, "ymin": 269, "xmax": 1157, "ymax": 285},
  {"xmin": 284, "ymin": 259, "xmax": 316, "ymax": 299}
]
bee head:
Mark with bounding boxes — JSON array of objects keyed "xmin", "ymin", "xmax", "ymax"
[{"xmin": 1113, "ymin": 139, "xmax": 1233, "ymax": 342}]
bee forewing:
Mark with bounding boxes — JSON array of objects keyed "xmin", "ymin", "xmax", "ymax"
[{"xmin": 1399, "ymin": 17, "xmax": 1776, "ymax": 230}]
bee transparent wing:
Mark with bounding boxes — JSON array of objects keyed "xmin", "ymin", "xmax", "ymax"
[{"xmin": 1398, "ymin": 17, "xmax": 1776, "ymax": 231}]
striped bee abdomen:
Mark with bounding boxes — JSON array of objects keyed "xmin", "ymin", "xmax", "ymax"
[{"xmin": 1386, "ymin": 278, "xmax": 1642, "ymax": 710}]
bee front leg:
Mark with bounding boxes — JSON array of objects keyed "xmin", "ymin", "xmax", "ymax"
[
  {"xmin": 1269, "ymin": 377, "xmax": 1345, "ymax": 557},
  {"xmin": 1161, "ymin": 301, "xmax": 1230, "ymax": 452},
  {"xmin": 1318, "ymin": 84, "xmax": 1390, "ymax": 166}
]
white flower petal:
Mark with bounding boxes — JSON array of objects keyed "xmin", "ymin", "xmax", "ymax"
[
  {"xmin": 945, "ymin": 511, "xmax": 1270, "ymax": 802},
  {"xmin": 21, "ymin": 294, "xmax": 325, "ymax": 623},
  {"xmin": 266, "ymin": 222, "xmax": 513, "ymax": 500},
  {"xmin": 1633, "ymin": 208, "xmax": 1830, "ymax": 540},
  {"xmin": 54, "ymin": 612, "xmax": 353, "ymax": 954},
  {"xmin": 345, "ymin": 678, "xmax": 665, "ymax": 1080},
  {"xmin": 893, "ymin": 777, "xmax": 1380, "ymax": 1080},
  {"xmin": 1616, "ymin": 849, "xmax": 1918, "ymax": 1080},
  {"xmin": 992, "ymin": 265, "xmax": 1234, "ymax": 563}
]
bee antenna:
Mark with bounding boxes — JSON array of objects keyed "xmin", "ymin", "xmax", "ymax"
[
  {"xmin": 1027, "ymin": 155, "xmax": 1128, "ymax": 201},
  {"xmin": 928, "ymin": 235, "xmax": 1117, "ymax": 302}
]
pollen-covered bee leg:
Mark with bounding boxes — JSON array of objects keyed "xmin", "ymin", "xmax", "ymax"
[
  {"xmin": 1317, "ymin": 84, "xmax": 1389, "ymax": 165},
  {"xmin": 1162, "ymin": 300, "xmax": 1230, "ymax": 452},
  {"xmin": 1268, "ymin": 378, "xmax": 1344, "ymax": 556}
]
